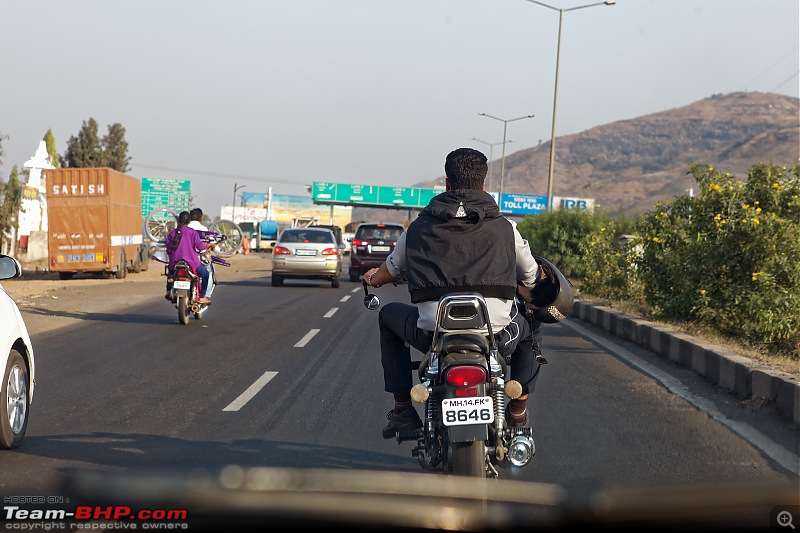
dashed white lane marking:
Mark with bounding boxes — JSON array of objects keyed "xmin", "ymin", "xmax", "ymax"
[
  {"xmin": 223, "ymin": 371, "xmax": 278, "ymax": 412},
  {"xmin": 294, "ymin": 328, "xmax": 320, "ymax": 347},
  {"xmin": 351, "ymin": 287, "xmax": 360, "ymax": 293},
  {"xmin": 340, "ymin": 295, "xmax": 351, "ymax": 302},
  {"xmin": 324, "ymin": 308, "xmax": 338, "ymax": 318}
]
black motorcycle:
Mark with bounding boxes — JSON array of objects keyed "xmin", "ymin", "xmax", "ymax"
[{"xmin": 362, "ymin": 256, "xmax": 572, "ymax": 478}]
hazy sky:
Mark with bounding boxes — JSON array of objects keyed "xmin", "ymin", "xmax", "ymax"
[{"xmin": 1, "ymin": 0, "xmax": 798, "ymax": 218}]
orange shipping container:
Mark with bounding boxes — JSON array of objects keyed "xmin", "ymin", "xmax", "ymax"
[{"xmin": 46, "ymin": 168, "xmax": 147, "ymax": 279}]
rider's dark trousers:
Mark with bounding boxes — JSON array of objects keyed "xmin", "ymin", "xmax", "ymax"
[{"xmin": 378, "ymin": 301, "xmax": 542, "ymax": 396}]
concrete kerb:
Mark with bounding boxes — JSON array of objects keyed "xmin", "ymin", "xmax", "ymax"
[{"xmin": 571, "ymin": 300, "xmax": 800, "ymax": 427}]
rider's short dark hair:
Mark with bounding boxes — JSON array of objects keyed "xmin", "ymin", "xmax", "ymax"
[
  {"xmin": 190, "ymin": 208, "xmax": 203, "ymax": 221},
  {"xmin": 444, "ymin": 148, "xmax": 488, "ymax": 190}
]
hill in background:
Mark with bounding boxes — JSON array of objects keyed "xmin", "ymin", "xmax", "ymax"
[{"xmin": 355, "ymin": 91, "xmax": 798, "ymax": 222}]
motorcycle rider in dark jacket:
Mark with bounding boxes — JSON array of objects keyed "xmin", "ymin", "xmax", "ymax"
[{"xmin": 364, "ymin": 147, "xmax": 545, "ymax": 439}]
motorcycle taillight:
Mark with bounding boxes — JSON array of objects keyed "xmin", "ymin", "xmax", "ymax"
[{"xmin": 446, "ymin": 366, "xmax": 486, "ymax": 388}]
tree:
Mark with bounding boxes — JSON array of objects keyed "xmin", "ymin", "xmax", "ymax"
[
  {"xmin": 63, "ymin": 118, "xmax": 104, "ymax": 168},
  {"xmin": 0, "ymin": 166, "xmax": 22, "ymax": 252},
  {"xmin": 62, "ymin": 118, "xmax": 131, "ymax": 172},
  {"xmin": 103, "ymin": 122, "xmax": 130, "ymax": 172},
  {"xmin": 43, "ymin": 128, "xmax": 60, "ymax": 168},
  {"xmin": 0, "ymin": 131, "xmax": 8, "ymax": 177}
]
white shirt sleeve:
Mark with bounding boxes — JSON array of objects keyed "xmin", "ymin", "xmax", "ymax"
[
  {"xmin": 510, "ymin": 219, "xmax": 540, "ymax": 286},
  {"xmin": 385, "ymin": 231, "xmax": 407, "ymax": 278}
]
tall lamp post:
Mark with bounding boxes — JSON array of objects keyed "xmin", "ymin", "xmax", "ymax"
[
  {"xmin": 470, "ymin": 137, "xmax": 513, "ymax": 193},
  {"xmin": 233, "ymin": 183, "xmax": 247, "ymax": 208},
  {"xmin": 478, "ymin": 113, "xmax": 534, "ymax": 199},
  {"xmin": 524, "ymin": 0, "xmax": 616, "ymax": 212}
]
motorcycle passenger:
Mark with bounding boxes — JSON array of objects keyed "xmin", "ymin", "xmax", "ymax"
[
  {"xmin": 165, "ymin": 211, "xmax": 213, "ymax": 305},
  {"xmin": 364, "ymin": 147, "xmax": 546, "ymax": 439},
  {"xmin": 188, "ymin": 207, "xmax": 216, "ymax": 298}
]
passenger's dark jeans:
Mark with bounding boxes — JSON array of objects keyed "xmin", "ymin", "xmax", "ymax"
[{"xmin": 378, "ymin": 301, "xmax": 543, "ymax": 395}]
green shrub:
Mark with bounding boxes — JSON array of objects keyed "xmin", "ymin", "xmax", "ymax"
[
  {"xmin": 515, "ymin": 162, "xmax": 799, "ymax": 358},
  {"xmin": 633, "ymin": 162, "xmax": 800, "ymax": 356}
]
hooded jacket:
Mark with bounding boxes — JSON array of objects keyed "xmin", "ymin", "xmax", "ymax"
[{"xmin": 405, "ymin": 189, "xmax": 517, "ymax": 303}]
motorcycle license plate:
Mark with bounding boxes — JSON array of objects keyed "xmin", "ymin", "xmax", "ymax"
[
  {"xmin": 173, "ymin": 280, "xmax": 191, "ymax": 290},
  {"xmin": 442, "ymin": 397, "xmax": 494, "ymax": 426}
]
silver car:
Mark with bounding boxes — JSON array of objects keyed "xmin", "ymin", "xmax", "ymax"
[
  {"xmin": 0, "ymin": 254, "xmax": 35, "ymax": 449},
  {"xmin": 271, "ymin": 227, "xmax": 345, "ymax": 288}
]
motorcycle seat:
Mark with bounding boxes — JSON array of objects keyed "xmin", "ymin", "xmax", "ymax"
[{"xmin": 435, "ymin": 332, "xmax": 489, "ymax": 355}]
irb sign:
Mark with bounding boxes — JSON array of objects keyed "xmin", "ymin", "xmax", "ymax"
[{"xmin": 553, "ymin": 197, "xmax": 594, "ymax": 211}]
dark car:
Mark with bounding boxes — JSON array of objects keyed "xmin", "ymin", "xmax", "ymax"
[{"xmin": 348, "ymin": 222, "xmax": 405, "ymax": 282}]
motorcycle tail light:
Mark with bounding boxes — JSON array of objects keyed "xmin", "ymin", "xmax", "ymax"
[{"xmin": 446, "ymin": 366, "xmax": 486, "ymax": 388}]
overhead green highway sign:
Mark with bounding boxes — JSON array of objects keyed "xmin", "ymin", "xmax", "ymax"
[{"xmin": 312, "ymin": 182, "xmax": 440, "ymax": 209}]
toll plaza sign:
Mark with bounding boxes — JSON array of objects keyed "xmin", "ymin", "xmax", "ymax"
[
  {"xmin": 312, "ymin": 182, "xmax": 440, "ymax": 209},
  {"xmin": 498, "ymin": 194, "xmax": 548, "ymax": 215}
]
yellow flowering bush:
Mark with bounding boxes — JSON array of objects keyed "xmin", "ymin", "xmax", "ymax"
[{"xmin": 634, "ymin": 162, "xmax": 800, "ymax": 357}]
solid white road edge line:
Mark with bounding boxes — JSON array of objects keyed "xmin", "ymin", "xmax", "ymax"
[
  {"xmin": 222, "ymin": 371, "xmax": 278, "ymax": 412},
  {"xmin": 562, "ymin": 319, "xmax": 800, "ymax": 475}
]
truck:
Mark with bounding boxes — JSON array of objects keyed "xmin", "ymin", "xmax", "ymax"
[{"xmin": 46, "ymin": 167, "xmax": 149, "ymax": 280}]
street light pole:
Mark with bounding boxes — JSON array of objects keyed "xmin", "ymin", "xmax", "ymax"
[
  {"xmin": 233, "ymin": 183, "xmax": 247, "ymax": 208},
  {"xmin": 478, "ymin": 113, "xmax": 534, "ymax": 199},
  {"xmin": 470, "ymin": 137, "xmax": 513, "ymax": 193},
  {"xmin": 524, "ymin": 0, "xmax": 615, "ymax": 212}
]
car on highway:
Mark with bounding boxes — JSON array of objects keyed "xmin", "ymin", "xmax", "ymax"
[
  {"xmin": 271, "ymin": 227, "xmax": 345, "ymax": 288},
  {"xmin": 348, "ymin": 222, "xmax": 405, "ymax": 282},
  {"xmin": 0, "ymin": 254, "xmax": 35, "ymax": 449}
]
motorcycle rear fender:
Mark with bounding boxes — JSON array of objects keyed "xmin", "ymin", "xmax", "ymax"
[{"xmin": 442, "ymin": 353, "xmax": 490, "ymax": 443}]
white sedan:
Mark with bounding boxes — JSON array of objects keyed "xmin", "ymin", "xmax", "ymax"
[{"xmin": 0, "ymin": 254, "xmax": 35, "ymax": 449}]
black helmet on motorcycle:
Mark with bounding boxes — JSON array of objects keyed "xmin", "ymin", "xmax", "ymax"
[{"xmin": 529, "ymin": 256, "xmax": 574, "ymax": 324}]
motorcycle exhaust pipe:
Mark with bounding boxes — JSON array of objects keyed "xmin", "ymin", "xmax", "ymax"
[{"xmin": 508, "ymin": 434, "xmax": 535, "ymax": 467}]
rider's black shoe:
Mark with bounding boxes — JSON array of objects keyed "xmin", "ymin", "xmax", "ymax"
[{"xmin": 382, "ymin": 408, "xmax": 422, "ymax": 439}]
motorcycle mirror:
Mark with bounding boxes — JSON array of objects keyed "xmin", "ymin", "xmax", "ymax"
[{"xmin": 362, "ymin": 280, "xmax": 381, "ymax": 310}]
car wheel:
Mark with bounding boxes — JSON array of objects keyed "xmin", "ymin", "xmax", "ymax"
[
  {"xmin": 349, "ymin": 270, "xmax": 359, "ymax": 282},
  {"xmin": 332, "ymin": 275, "xmax": 340, "ymax": 288},
  {"xmin": 271, "ymin": 275, "xmax": 283, "ymax": 287},
  {"xmin": 1, "ymin": 349, "xmax": 29, "ymax": 449}
]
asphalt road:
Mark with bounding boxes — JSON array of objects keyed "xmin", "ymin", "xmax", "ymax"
[{"xmin": 1, "ymin": 252, "xmax": 797, "ymax": 528}]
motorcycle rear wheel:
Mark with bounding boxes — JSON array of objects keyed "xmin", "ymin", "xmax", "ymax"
[
  {"xmin": 448, "ymin": 440, "xmax": 487, "ymax": 478},
  {"xmin": 177, "ymin": 295, "xmax": 190, "ymax": 325}
]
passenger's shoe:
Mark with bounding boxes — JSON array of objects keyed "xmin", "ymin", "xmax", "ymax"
[
  {"xmin": 164, "ymin": 293, "xmax": 171, "ymax": 300},
  {"xmin": 382, "ymin": 408, "xmax": 422, "ymax": 439},
  {"xmin": 197, "ymin": 297, "xmax": 211, "ymax": 305}
]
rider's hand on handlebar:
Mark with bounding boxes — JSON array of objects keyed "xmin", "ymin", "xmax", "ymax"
[{"xmin": 364, "ymin": 268, "xmax": 380, "ymax": 288}]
